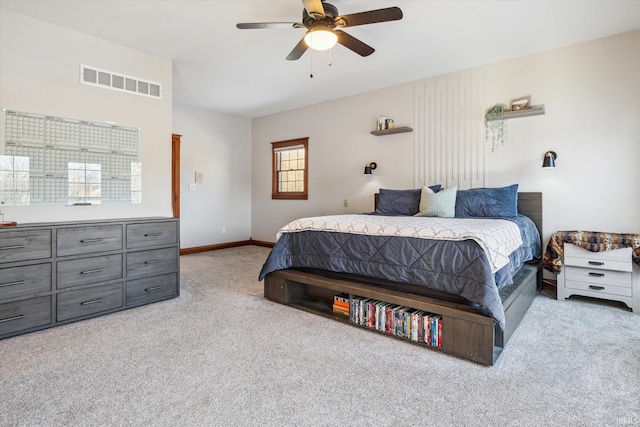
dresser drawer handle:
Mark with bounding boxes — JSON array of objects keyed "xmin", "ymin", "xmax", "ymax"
[
  {"xmin": 2, "ymin": 245, "xmax": 26, "ymax": 250},
  {"xmin": 144, "ymin": 233, "xmax": 162, "ymax": 237},
  {"xmin": 80, "ymin": 238, "xmax": 103, "ymax": 243},
  {"xmin": 0, "ymin": 280, "xmax": 26, "ymax": 288},
  {"xmin": 80, "ymin": 298, "xmax": 104, "ymax": 305},
  {"xmin": 0, "ymin": 314, "xmax": 25, "ymax": 323},
  {"xmin": 588, "ymin": 261, "xmax": 604, "ymax": 266},
  {"xmin": 588, "ymin": 272, "xmax": 605, "ymax": 277},
  {"xmin": 144, "ymin": 259, "xmax": 163, "ymax": 265},
  {"xmin": 80, "ymin": 268, "xmax": 104, "ymax": 275},
  {"xmin": 589, "ymin": 285, "xmax": 605, "ymax": 291},
  {"xmin": 145, "ymin": 286, "xmax": 163, "ymax": 292}
]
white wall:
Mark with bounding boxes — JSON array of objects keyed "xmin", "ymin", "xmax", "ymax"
[
  {"xmin": 251, "ymin": 31, "xmax": 640, "ymax": 246},
  {"xmin": 251, "ymin": 84, "xmax": 416, "ymax": 242},
  {"xmin": 484, "ymin": 31, "xmax": 640, "ymax": 235},
  {"xmin": 172, "ymin": 104, "xmax": 252, "ymax": 248},
  {"xmin": 0, "ymin": 9, "xmax": 173, "ymax": 223}
]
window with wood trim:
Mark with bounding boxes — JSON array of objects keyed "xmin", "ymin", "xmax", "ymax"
[{"xmin": 272, "ymin": 138, "xmax": 308, "ymax": 200}]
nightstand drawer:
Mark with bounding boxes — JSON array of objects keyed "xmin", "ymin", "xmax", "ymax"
[
  {"xmin": 0, "ymin": 263, "xmax": 52, "ymax": 299},
  {"xmin": 565, "ymin": 266, "xmax": 632, "ymax": 288},
  {"xmin": 0, "ymin": 229, "xmax": 52, "ymax": 263},
  {"xmin": 564, "ymin": 245, "xmax": 632, "ymax": 272},
  {"xmin": 565, "ymin": 280, "xmax": 632, "ymax": 297},
  {"xmin": 57, "ymin": 254, "xmax": 123, "ymax": 289},
  {"xmin": 57, "ymin": 283, "xmax": 123, "ymax": 322},
  {"xmin": 126, "ymin": 221, "xmax": 177, "ymax": 249},
  {"xmin": 0, "ymin": 296, "xmax": 52, "ymax": 336},
  {"xmin": 57, "ymin": 225, "xmax": 123, "ymax": 257}
]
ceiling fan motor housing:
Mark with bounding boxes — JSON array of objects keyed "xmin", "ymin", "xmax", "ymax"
[{"xmin": 303, "ymin": 3, "xmax": 339, "ymax": 28}]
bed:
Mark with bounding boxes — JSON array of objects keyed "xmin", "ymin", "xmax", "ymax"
[{"xmin": 259, "ymin": 187, "xmax": 542, "ymax": 365}]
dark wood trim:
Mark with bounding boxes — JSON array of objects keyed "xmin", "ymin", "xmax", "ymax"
[
  {"xmin": 271, "ymin": 193, "xmax": 308, "ymax": 200},
  {"xmin": 180, "ymin": 240, "xmax": 252, "ymax": 255},
  {"xmin": 271, "ymin": 137, "xmax": 308, "ymax": 200},
  {"xmin": 180, "ymin": 239, "xmax": 274, "ymax": 255},
  {"xmin": 249, "ymin": 239, "xmax": 275, "ymax": 248},
  {"xmin": 171, "ymin": 134, "xmax": 181, "ymax": 218}
]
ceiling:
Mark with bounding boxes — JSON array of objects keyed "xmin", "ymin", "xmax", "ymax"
[{"xmin": 2, "ymin": 1, "xmax": 640, "ymax": 118}]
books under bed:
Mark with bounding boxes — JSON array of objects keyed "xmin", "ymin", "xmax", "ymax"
[{"xmin": 259, "ymin": 185, "xmax": 542, "ymax": 365}]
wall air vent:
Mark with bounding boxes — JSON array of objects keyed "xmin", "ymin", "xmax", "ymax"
[{"xmin": 80, "ymin": 65, "xmax": 162, "ymax": 99}]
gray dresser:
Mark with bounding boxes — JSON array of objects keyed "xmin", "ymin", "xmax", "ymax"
[{"xmin": 0, "ymin": 218, "xmax": 180, "ymax": 339}]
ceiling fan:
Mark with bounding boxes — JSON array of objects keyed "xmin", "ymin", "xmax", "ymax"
[{"xmin": 236, "ymin": 0, "xmax": 403, "ymax": 60}]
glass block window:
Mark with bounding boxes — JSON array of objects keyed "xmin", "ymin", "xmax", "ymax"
[{"xmin": 271, "ymin": 138, "xmax": 308, "ymax": 200}]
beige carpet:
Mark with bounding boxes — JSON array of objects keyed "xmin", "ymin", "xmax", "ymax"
[{"xmin": 1, "ymin": 246, "xmax": 639, "ymax": 426}]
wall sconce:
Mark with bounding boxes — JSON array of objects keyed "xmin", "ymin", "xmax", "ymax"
[
  {"xmin": 542, "ymin": 151, "xmax": 557, "ymax": 168},
  {"xmin": 364, "ymin": 162, "xmax": 377, "ymax": 175}
]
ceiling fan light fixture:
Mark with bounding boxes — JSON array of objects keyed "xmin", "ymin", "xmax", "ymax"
[{"xmin": 304, "ymin": 27, "xmax": 337, "ymax": 51}]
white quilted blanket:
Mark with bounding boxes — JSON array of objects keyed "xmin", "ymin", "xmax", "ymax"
[{"xmin": 278, "ymin": 214, "xmax": 523, "ymax": 273}]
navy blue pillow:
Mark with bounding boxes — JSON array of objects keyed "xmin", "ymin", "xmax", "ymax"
[
  {"xmin": 376, "ymin": 185, "xmax": 442, "ymax": 216},
  {"xmin": 455, "ymin": 184, "xmax": 519, "ymax": 218}
]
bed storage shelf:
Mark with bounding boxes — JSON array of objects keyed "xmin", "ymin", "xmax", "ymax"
[{"xmin": 265, "ymin": 263, "xmax": 539, "ymax": 366}]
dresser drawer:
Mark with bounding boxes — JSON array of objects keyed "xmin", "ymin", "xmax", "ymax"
[
  {"xmin": 0, "ymin": 229, "xmax": 52, "ymax": 263},
  {"xmin": 127, "ymin": 247, "xmax": 178, "ymax": 278},
  {"xmin": 0, "ymin": 263, "xmax": 52, "ymax": 299},
  {"xmin": 564, "ymin": 266, "xmax": 632, "ymax": 288},
  {"xmin": 126, "ymin": 221, "xmax": 177, "ymax": 249},
  {"xmin": 565, "ymin": 280, "xmax": 632, "ymax": 297},
  {"xmin": 57, "ymin": 283, "xmax": 123, "ymax": 322},
  {"xmin": 57, "ymin": 254, "xmax": 123, "ymax": 290},
  {"xmin": 564, "ymin": 244, "xmax": 632, "ymax": 272},
  {"xmin": 0, "ymin": 296, "xmax": 52, "ymax": 336},
  {"xmin": 126, "ymin": 273, "xmax": 178, "ymax": 307},
  {"xmin": 57, "ymin": 225, "xmax": 123, "ymax": 257}
]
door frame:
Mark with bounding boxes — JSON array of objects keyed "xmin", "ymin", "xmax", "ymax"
[{"xmin": 171, "ymin": 134, "xmax": 181, "ymax": 218}]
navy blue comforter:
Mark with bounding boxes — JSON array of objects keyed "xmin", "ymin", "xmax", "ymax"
[{"xmin": 259, "ymin": 215, "xmax": 540, "ymax": 330}]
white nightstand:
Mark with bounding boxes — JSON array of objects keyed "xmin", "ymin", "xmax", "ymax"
[{"xmin": 557, "ymin": 243, "xmax": 638, "ymax": 312}]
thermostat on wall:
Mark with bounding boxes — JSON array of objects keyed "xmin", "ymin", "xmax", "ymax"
[{"xmin": 195, "ymin": 171, "xmax": 204, "ymax": 183}]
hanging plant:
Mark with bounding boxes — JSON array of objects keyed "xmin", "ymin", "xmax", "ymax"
[{"xmin": 484, "ymin": 104, "xmax": 506, "ymax": 152}]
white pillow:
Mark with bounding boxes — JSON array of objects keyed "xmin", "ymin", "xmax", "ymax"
[{"xmin": 415, "ymin": 186, "xmax": 458, "ymax": 218}]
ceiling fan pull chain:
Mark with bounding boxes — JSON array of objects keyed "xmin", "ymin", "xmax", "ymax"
[
  {"xmin": 310, "ymin": 54, "xmax": 314, "ymax": 78},
  {"xmin": 328, "ymin": 48, "xmax": 332, "ymax": 66}
]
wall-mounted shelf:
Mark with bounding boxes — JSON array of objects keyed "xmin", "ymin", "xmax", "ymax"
[
  {"xmin": 370, "ymin": 126, "xmax": 413, "ymax": 136},
  {"xmin": 501, "ymin": 105, "xmax": 545, "ymax": 120}
]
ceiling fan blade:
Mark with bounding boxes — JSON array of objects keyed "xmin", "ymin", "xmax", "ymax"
[
  {"xmin": 286, "ymin": 37, "xmax": 309, "ymax": 60},
  {"xmin": 236, "ymin": 22, "xmax": 301, "ymax": 30},
  {"xmin": 336, "ymin": 31, "xmax": 374, "ymax": 57},
  {"xmin": 335, "ymin": 7, "xmax": 403, "ymax": 28},
  {"xmin": 302, "ymin": 0, "xmax": 325, "ymax": 19}
]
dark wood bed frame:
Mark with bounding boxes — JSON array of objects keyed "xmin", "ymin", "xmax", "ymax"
[{"xmin": 264, "ymin": 192, "xmax": 542, "ymax": 365}]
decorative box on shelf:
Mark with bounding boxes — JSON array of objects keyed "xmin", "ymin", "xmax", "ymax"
[{"xmin": 372, "ymin": 115, "xmax": 412, "ymax": 136}]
